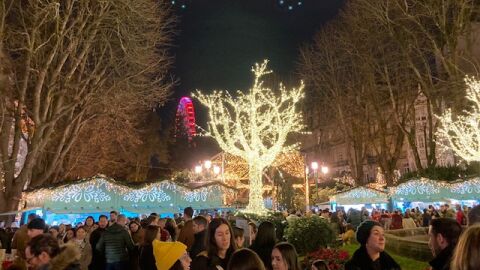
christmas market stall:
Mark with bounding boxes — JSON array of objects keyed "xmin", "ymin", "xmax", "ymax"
[
  {"xmin": 390, "ymin": 178, "xmax": 452, "ymax": 210},
  {"xmin": 329, "ymin": 186, "xmax": 389, "ymax": 211},
  {"xmin": 448, "ymin": 177, "xmax": 480, "ymax": 206},
  {"xmin": 22, "ymin": 175, "xmax": 237, "ymax": 224}
]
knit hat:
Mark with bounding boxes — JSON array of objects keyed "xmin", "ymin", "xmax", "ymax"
[
  {"xmin": 356, "ymin": 220, "xmax": 382, "ymax": 246},
  {"xmin": 153, "ymin": 240, "xmax": 187, "ymax": 270},
  {"xmin": 27, "ymin": 218, "xmax": 46, "ymax": 230}
]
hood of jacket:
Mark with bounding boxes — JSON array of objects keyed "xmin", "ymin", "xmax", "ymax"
[
  {"xmin": 45, "ymin": 243, "xmax": 81, "ymax": 270},
  {"xmin": 346, "ymin": 245, "xmax": 400, "ymax": 270}
]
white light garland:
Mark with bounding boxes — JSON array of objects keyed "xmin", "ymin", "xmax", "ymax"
[
  {"xmin": 437, "ymin": 76, "xmax": 480, "ymax": 162},
  {"xmin": 23, "ymin": 176, "xmax": 238, "ymax": 209},
  {"xmin": 193, "ymin": 60, "xmax": 304, "ymax": 215},
  {"xmin": 123, "ymin": 184, "xmax": 172, "ymax": 203},
  {"xmin": 392, "ymin": 178, "xmax": 448, "ymax": 196},
  {"xmin": 450, "ymin": 178, "xmax": 480, "ymax": 195}
]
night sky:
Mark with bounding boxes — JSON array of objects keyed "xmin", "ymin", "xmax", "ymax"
[{"xmin": 171, "ymin": 0, "xmax": 345, "ymax": 96}]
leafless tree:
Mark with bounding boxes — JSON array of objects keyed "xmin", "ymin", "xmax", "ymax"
[{"xmin": 0, "ymin": 0, "xmax": 175, "ymax": 213}]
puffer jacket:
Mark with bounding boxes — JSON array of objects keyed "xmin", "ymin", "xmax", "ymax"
[
  {"xmin": 345, "ymin": 245, "xmax": 401, "ymax": 270},
  {"xmin": 38, "ymin": 244, "xmax": 82, "ymax": 270},
  {"xmin": 96, "ymin": 223, "xmax": 134, "ymax": 263}
]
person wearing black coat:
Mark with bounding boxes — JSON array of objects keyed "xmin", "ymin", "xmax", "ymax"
[
  {"xmin": 190, "ymin": 216, "xmax": 208, "ymax": 259},
  {"xmin": 250, "ymin": 221, "xmax": 276, "ymax": 270},
  {"xmin": 139, "ymin": 225, "xmax": 160, "ymax": 270},
  {"xmin": 89, "ymin": 215, "xmax": 108, "ymax": 270},
  {"xmin": 345, "ymin": 221, "xmax": 400, "ymax": 270}
]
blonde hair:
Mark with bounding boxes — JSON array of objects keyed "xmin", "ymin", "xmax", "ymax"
[{"xmin": 451, "ymin": 225, "xmax": 480, "ymax": 270}]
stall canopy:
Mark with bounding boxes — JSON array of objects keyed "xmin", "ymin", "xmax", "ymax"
[
  {"xmin": 390, "ymin": 178, "xmax": 451, "ymax": 202},
  {"xmin": 449, "ymin": 177, "xmax": 480, "ymax": 201},
  {"xmin": 24, "ymin": 175, "xmax": 236, "ymax": 214},
  {"xmin": 330, "ymin": 186, "xmax": 389, "ymax": 205}
]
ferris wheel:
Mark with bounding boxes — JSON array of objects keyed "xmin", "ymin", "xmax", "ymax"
[{"xmin": 175, "ymin": 96, "xmax": 197, "ymax": 144}]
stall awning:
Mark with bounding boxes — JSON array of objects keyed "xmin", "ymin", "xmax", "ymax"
[
  {"xmin": 23, "ymin": 175, "xmax": 236, "ymax": 214},
  {"xmin": 330, "ymin": 186, "xmax": 388, "ymax": 205},
  {"xmin": 390, "ymin": 178, "xmax": 451, "ymax": 202},
  {"xmin": 449, "ymin": 177, "xmax": 480, "ymax": 201}
]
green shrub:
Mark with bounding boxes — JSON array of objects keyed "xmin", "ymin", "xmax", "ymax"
[{"xmin": 284, "ymin": 216, "xmax": 335, "ymax": 255}]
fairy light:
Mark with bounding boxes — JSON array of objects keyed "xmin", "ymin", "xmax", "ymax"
[
  {"xmin": 23, "ymin": 175, "xmax": 238, "ymax": 209},
  {"xmin": 450, "ymin": 178, "xmax": 480, "ymax": 195},
  {"xmin": 193, "ymin": 60, "xmax": 304, "ymax": 214},
  {"xmin": 437, "ymin": 76, "xmax": 480, "ymax": 162},
  {"xmin": 391, "ymin": 178, "xmax": 449, "ymax": 197},
  {"xmin": 332, "ymin": 186, "xmax": 388, "ymax": 204}
]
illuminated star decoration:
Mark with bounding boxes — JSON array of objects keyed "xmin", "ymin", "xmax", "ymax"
[
  {"xmin": 437, "ymin": 76, "xmax": 480, "ymax": 162},
  {"xmin": 193, "ymin": 60, "xmax": 304, "ymax": 215}
]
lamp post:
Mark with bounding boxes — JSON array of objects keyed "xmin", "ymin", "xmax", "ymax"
[
  {"xmin": 305, "ymin": 166, "xmax": 310, "ymax": 213},
  {"xmin": 311, "ymin": 162, "xmax": 319, "ymax": 202}
]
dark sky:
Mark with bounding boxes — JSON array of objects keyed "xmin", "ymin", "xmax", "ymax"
[
  {"xmin": 171, "ymin": 0, "xmax": 345, "ymax": 96},
  {"xmin": 161, "ymin": 0, "xmax": 344, "ymax": 125}
]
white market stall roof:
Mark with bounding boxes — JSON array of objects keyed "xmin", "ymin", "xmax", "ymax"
[
  {"xmin": 330, "ymin": 186, "xmax": 389, "ymax": 205},
  {"xmin": 390, "ymin": 178, "xmax": 452, "ymax": 202},
  {"xmin": 23, "ymin": 175, "xmax": 237, "ymax": 214},
  {"xmin": 449, "ymin": 177, "xmax": 480, "ymax": 201}
]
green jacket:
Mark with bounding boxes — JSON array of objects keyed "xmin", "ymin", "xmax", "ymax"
[{"xmin": 96, "ymin": 223, "xmax": 134, "ymax": 263}]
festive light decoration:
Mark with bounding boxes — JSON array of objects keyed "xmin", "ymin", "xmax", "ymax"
[
  {"xmin": 123, "ymin": 183, "xmax": 173, "ymax": 203},
  {"xmin": 450, "ymin": 178, "xmax": 480, "ymax": 195},
  {"xmin": 331, "ymin": 186, "xmax": 388, "ymax": 205},
  {"xmin": 272, "ymin": 151, "xmax": 305, "ymax": 178},
  {"xmin": 23, "ymin": 175, "xmax": 238, "ymax": 211},
  {"xmin": 437, "ymin": 76, "xmax": 480, "ymax": 162},
  {"xmin": 193, "ymin": 60, "xmax": 304, "ymax": 214},
  {"xmin": 183, "ymin": 187, "xmax": 210, "ymax": 202},
  {"xmin": 393, "ymin": 178, "xmax": 445, "ymax": 196}
]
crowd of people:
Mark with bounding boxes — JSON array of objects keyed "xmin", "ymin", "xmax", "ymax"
[{"xmin": 0, "ymin": 204, "xmax": 478, "ymax": 270}]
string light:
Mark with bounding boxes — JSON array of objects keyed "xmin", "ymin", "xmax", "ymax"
[
  {"xmin": 450, "ymin": 178, "xmax": 480, "ymax": 196},
  {"xmin": 123, "ymin": 183, "xmax": 174, "ymax": 203},
  {"xmin": 437, "ymin": 76, "xmax": 480, "ymax": 162},
  {"xmin": 193, "ymin": 60, "xmax": 304, "ymax": 215},
  {"xmin": 392, "ymin": 178, "xmax": 448, "ymax": 196},
  {"xmin": 331, "ymin": 186, "xmax": 388, "ymax": 204},
  {"xmin": 23, "ymin": 175, "xmax": 237, "ymax": 210}
]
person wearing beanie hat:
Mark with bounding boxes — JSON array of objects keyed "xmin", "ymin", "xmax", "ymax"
[
  {"xmin": 153, "ymin": 240, "xmax": 191, "ymax": 270},
  {"xmin": 27, "ymin": 218, "xmax": 46, "ymax": 239},
  {"xmin": 345, "ymin": 220, "xmax": 400, "ymax": 270}
]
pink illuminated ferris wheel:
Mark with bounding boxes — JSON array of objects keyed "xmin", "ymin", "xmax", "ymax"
[{"xmin": 175, "ymin": 96, "xmax": 197, "ymax": 144}]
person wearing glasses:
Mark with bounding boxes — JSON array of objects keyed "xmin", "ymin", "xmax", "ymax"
[{"xmin": 25, "ymin": 233, "xmax": 81, "ymax": 270}]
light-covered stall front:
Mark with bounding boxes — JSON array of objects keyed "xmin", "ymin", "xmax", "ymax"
[
  {"xmin": 23, "ymin": 175, "xmax": 236, "ymax": 224},
  {"xmin": 390, "ymin": 178, "xmax": 451, "ymax": 211},
  {"xmin": 448, "ymin": 177, "xmax": 480, "ymax": 207},
  {"xmin": 330, "ymin": 186, "xmax": 389, "ymax": 212}
]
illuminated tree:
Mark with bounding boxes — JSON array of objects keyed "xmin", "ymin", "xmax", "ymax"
[
  {"xmin": 437, "ymin": 77, "xmax": 480, "ymax": 162},
  {"xmin": 194, "ymin": 60, "xmax": 304, "ymax": 214}
]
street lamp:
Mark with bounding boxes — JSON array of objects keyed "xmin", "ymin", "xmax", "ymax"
[
  {"xmin": 321, "ymin": 166, "xmax": 329, "ymax": 175},
  {"xmin": 204, "ymin": 160, "xmax": 212, "ymax": 169},
  {"xmin": 193, "ymin": 160, "xmax": 222, "ymax": 182}
]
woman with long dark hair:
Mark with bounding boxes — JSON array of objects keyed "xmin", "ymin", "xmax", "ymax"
[
  {"xmin": 250, "ymin": 221, "xmax": 276, "ymax": 270},
  {"xmin": 191, "ymin": 218, "xmax": 237, "ymax": 270},
  {"xmin": 139, "ymin": 225, "xmax": 161, "ymax": 270},
  {"xmin": 271, "ymin": 242, "xmax": 300, "ymax": 270}
]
